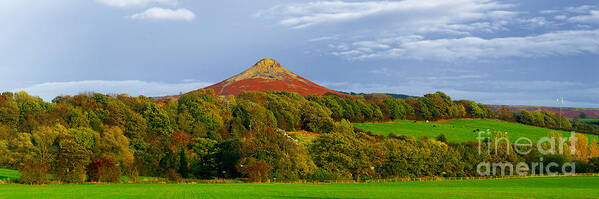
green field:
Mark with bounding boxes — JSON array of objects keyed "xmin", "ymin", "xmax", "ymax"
[
  {"xmin": 0, "ymin": 169, "xmax": 20, "ymax": 181},
  {"xmin": 0, "ymin": 176, "xmax": 598, "ymax": 198},
  {"xmin": 354, "ymin": 119, "xmax": 599, "ymax": 143},
  {"xmin": 574, "ymin": 118, "xmax": 599, "ymax": 123}
]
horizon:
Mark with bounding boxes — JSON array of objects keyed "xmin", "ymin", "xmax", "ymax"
[{"xmin": 1, "ymin": 0, "xmax": 598, "ymax": 107}]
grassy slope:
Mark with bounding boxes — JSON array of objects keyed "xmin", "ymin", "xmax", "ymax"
[
  {"xmin": 0, "ymin": 176, "xmax": 597, "ymax": 198},
  {"xmin": 354, "ymin": 119, "xmax": 599, "ymax": 143},
  {"xmin": 576, "ymin": 118, "xmax": 599, "ymax": 123},
  {"xmin": 0, "ymin": 169, "xmax": 20, "ymax": 181}
]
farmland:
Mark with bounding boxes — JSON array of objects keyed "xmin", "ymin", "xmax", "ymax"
[
  {"xmin": 576, "ymin": 118, "xmax": 599, "ymax": 124},
  {"xmin": 0, "ymin": 175, "xmax": 598, "ymax": 198},
  {"xmin": 353, "ymin": 119, "xmax": 599, "ymax": 143}
]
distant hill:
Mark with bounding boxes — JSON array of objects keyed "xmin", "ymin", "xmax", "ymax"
[
  {"xmin": 487, "ymin": 104, "xmax": 599, "ymax": 119},
  {"xmin": 338, "ymin": 91, "xmax": 418, "ymax": 99}
]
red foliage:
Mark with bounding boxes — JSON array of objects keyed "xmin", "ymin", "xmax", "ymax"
[
  {"xmin": 171, "ymin": 131, "xmax": 192, "ymax": 147},
  {"xmin": 87, "ymin": 157, "xmax": 121, "ymax": 183}
]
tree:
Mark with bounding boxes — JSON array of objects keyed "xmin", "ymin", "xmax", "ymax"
[
  {"xmin": 436, "ymin": 134, "xmax": 448, "ymax": 143},
  {"xmin": 31, "ymin": 125, "xmax": 61, "ymax": 165},
  {"xmin": 18, "ymin": 161, "xmax": 49, "ymax": 184},
  {"xmin": 237, "ymin": 128, "xmax": 316, "ymax": 180},
  {"xmin": 158, "ymin": 147, "xmax": 178, "ymax": 177},
  {"xmin": 178, "ymin": 146, "xmax": 189, "ymax": 178},
  {"xmin": 56, "ymin": 136, "xmax": 91, "ymax": 183},
  {"xmin": 310, "ymin": 131, "xmax": 383, "ymax": 181},
  {"xmin": 87, "ymin": 157, "xmax": 121, "ymax": 183},
  {"xmin": 178, "ymin": 92, "xmax": 224, "ymax": 139},
  {"xmin": 301, "ymin": 101, "xmax": 334, "ymax": 133},
  {"xmin": 94, "ymin": 126, "xmax": 133, "ymax": 163},
  {"xmin": 144, "ymin": 103, "xmax": 173, "ymax": 137},
  {"xmin": 0, "ymin": 93, "xmax": 19, "ymax": 131},
  {"xmin": 229, "ymin": 100, "xmax": 276, "ymax": 136},
  {"xmin": 237, "ymin": 157, "xmax": 271, "ymax": 182}
]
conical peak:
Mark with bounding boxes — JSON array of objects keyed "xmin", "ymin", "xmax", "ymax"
[
  {"xmin": 227, "ymin": 58, "xmax": 297, "ymax": 82},
  {"xmin": 253, "ymin": 58, "xmax": 281, "ymax": 69}
]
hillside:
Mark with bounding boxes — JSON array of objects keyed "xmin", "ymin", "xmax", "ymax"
[
  {"xmin": 206, "ymin": 58, "xmax": 342, "ymax": 96},
  {"xmin": 487, "ymin": 105, "xmax": 599, "ymax": 119}
]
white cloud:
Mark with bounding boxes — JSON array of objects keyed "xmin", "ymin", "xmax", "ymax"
[
  {"xmin": 540, "ymin": 10, "xmax": 559, "ymax": 15},
  {"xmin": 96, "ymin": 0, "xmax": 177, "ymax": 7},
  {"xmin": 566, "ymin": 5, "xmax": 595, "ymax": 13},
  {"xmin": 308, "ymin": 35, "xmax": 339, "ymax": 42},
  {"xmin": 568, "ymin": 10, "xmax": 599, "ymax": 24},
  {"xmin": 10, "ymin": 80, "xmax": 212, "ymax": 101},
  {"xmin": 331, "ymin": 29, "xmax": 599, "ymax": 60},
  {"xmin": 257, "ymin": 0, "xmax": 514, "ymax": 32},
  {"xmin": 517, "ymin": 17, "xmax": 552, "ymax": 28},
  {"xmin": 129, "ymin": 7, "xmax": 195, "ymax": 21},
  {"xmin": 554, "ymin": 15, "xmax": 567, "ymax": 20}
]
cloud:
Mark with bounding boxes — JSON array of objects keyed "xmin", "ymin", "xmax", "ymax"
[
  {"xmin": 331, "ymin": 29, "xmax": 599, "ymax": 60},
  {"xmin": 566, "ymin": 5, "xmax": 595, "ymax": 13},
  {"xmin": 129, "ymin": 7, "xmax": 196, "ymax": 21},
  {"xmin": 257, "ymin": 0, "xmax": 514, "ymax": 32},
  {"xmin": 308, "ymin": 36, "xmax": 339, "ymax": 42},
  {"xmin": 96, "ymin": 0, "xmax": 177, "ymax": 7},
  {"xmin": 554, "ymin": 15, "xmax": 567, "ymax": 20},
  {"xmin": 568, "ymin": 10, "xmax": 599, "ymax": 24},
  {"xmin": 10, "ymin": 80, "xmax": 212, "ymax": 101}
]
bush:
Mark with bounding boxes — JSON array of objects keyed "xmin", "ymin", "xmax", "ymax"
[
  {"xmin": 18, "ymin": 161, "xmax": 48, "ymax": 184},
  {"xmin": 87, "ymin": 157, "xmax": 121, "ymax": 183},
  {"xmin": 307, "ymin": 168, "xmax": 349, "ymax": 181},
  {"xmin": 589, "ymin": 157, "xmax": 599, "ymax": 173},
  {"xmin": 164, "ymin": 168, "xmax": 182, "ymax": 182},
  {"xmin": 238, "ymin": 158, "xmax": 271, "ymax": 183},
  {"xmin": 436, "ymin": 134, "xmax": 448, "ymax": 143}
]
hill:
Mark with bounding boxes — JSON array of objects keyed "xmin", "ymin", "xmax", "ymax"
[
  {"xmin": 338, "ymin": 91, "xmax": 418, "ymax": 99},
  {"xmin": 205, "ymin": 58, "xmax": 343, "ymax": 96},
  {"xmin": 353, "ymin": 119, "xmax": 599, "ymax": 143},
  {"xmin": 154, "ymin": 59, "xmax": 343, "ymax": 100},
  {"xmin": 487, "ymin": 105, "xmax": 599, "ymax": 119}
]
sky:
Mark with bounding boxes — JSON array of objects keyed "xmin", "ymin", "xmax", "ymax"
[{"xmin": 0, "ymin": 0, "xmax": 598, "ymax": 107}]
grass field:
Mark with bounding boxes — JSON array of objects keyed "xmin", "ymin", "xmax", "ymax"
[
  {"xmin": 353, "ymin": 119, "xmax": 599, "ymax": 143},
  {"xmin": 0, "ymin": 169, "xmax": 20, "ymax": 181},
  {"xmin": 574, "ymin": 118, "xmax": 599, "ymax": 124},
  {"xmin": 0, "ymin": 176, "xmax": 598, "ymax": 198}
]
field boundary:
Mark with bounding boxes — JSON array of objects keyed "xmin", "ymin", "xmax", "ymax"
[{"xmin": 271, "ymin": 173, "xmax": 599, "ymax": 184}]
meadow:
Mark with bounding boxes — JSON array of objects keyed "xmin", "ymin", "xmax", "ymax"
[
  {"xmin": 353, "ymin": 119, "xmax": 599, "ymax": 143},
  {"xmin": 576, "ymin": 118, "xmax": 599, "ymax": 124},
  {"xmin": 0, "ymin": 175, "xmax": 598, "ymax": 198}
]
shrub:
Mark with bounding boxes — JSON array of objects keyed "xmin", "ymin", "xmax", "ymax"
[
  {"xmin": 164, "ymin": 168, "xmax": 182, "ymax": 182},
  {"xmin": 307, "ymin": 168, "xmax": 348, "ymax": 181},
  {"xmin": 589, "ymin": 157, "xmax": 599, "ymax": 173},
  {"xmin": 436, "ymin": 134, "xmax": 448, "ymax": 143},
  {"xmin": 238, "ymin": 158, "xmax": 271, "ymax": 183},
  {"xmin": 18, "ymin": 161, "xmax": 48, "ymax": 184},
  {"xmin": 87, "ymin": 157, "xmax": 121, "ymax": 183}
]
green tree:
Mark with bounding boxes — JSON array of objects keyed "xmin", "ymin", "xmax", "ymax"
[
  {"xmin": 178, "ymin": 147, "xmax": 189, "ymax": 178},
  {"xmin": 56, "ymin": 136, "xmax": 91, "ymax": 183}
]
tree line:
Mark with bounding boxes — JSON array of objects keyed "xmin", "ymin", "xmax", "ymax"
[{"xmin": 0, "ymin": 90, "xmax": 598, "ymax": 184}]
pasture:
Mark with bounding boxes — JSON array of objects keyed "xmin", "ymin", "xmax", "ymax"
[
  {"xmin": 0, "ymin": 176, "xmax": 598, "ymax": 198},
  {"xmin": 353, "ymin": 119, "xmax": 599, "ymax": 143}
]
